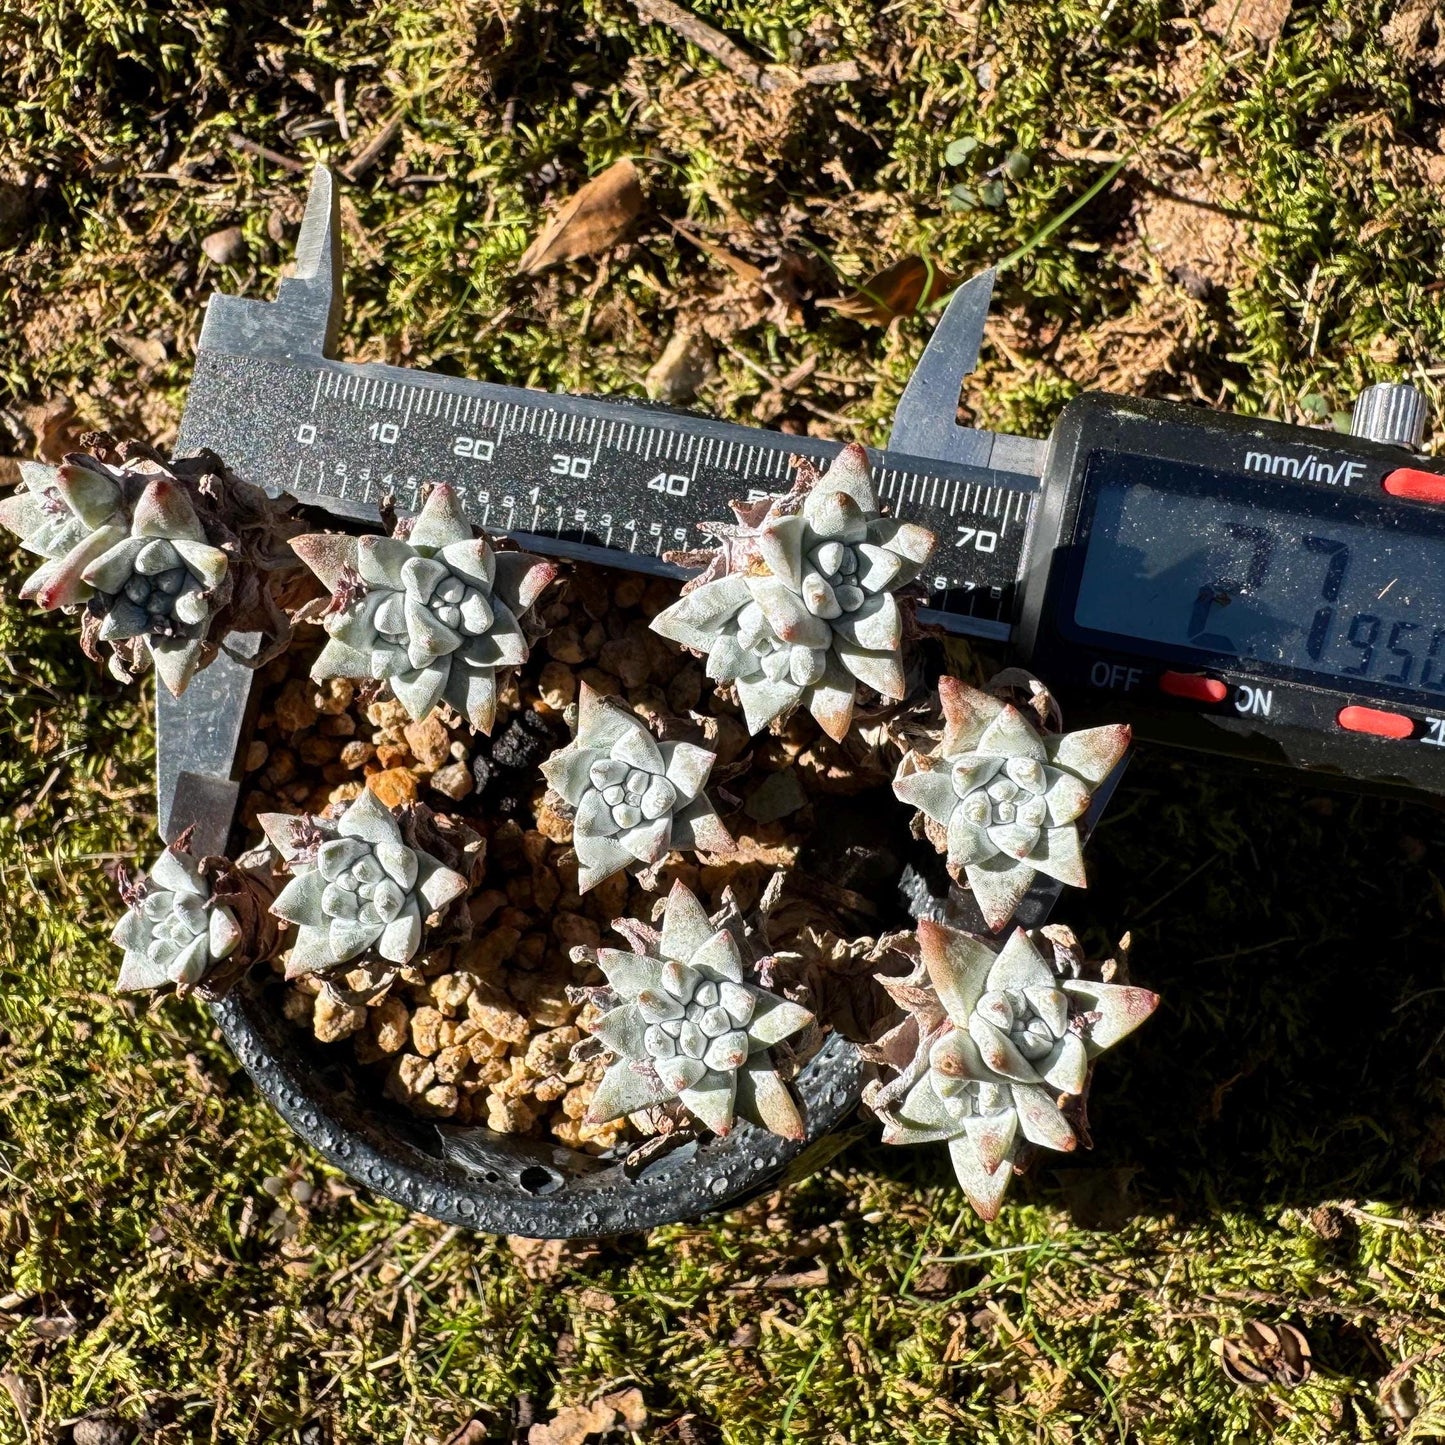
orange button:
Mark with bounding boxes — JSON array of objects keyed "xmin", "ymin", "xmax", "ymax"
[
  {"xmin": 1160, "ymin": 671, "xmax": 1229, "ymax": 703},
  {"xmin": 1337, "ymin": 705, "xmax": 1415, "ymax": 739},
  {"xmin": 1383, "ymin": 468, "xmax": 1445, "ymax": 502}
]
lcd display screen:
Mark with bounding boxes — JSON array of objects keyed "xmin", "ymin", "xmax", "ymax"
[{"xmin": 1071, "ymin": 454, "xmax": 1445, "ymax": 696}]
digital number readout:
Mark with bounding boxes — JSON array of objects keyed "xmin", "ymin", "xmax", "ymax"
[{"xmin": 1072, "ymin": 456, "xmax": 1445, "ymax": 695}]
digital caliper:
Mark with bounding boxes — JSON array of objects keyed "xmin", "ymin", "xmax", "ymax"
[{"xmin": 157, "ymin": 165, "xmax": 1445, "ymax": 848}]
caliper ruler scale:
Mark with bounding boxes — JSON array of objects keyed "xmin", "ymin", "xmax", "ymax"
[
  {"xmin": 160, "ymin": 167, "xmax": 1044, "ymax": 849},
  {"xmin": 160, "ymin": 163, "xmax": 1445, "ymax": 860}
]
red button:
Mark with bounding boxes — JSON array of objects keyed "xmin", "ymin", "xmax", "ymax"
[
  {"xmin": 1383, "ymin": 468, "xmax": 1445, "ymax": 502},
  {"xmin": 1160, "ymin": 671, "xmax": 1229, "ymax": 703},
  {"xmin": 1337, "ymin": 705, "xmax": 1415, "ymax": 738}
]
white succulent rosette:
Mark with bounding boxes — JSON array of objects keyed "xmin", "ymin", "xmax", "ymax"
[
  {"xmin": 111, "ymin": 846, "xmax": 242, "ymax": 992},
  {"xmin": 583, "ymin": 881, "xmax": 814, "ymax": 1138},
  {"xmin": 650, "ymin": 442, "xmax": 935, "ymax": 742},
  {"xmin": 0, "ymin": 456, "xmax": 229, "ymax": 695},
  {"xmin": 260, "ymin": 788, "xmax": 469, "ymax": 979},
  {"xmin": 291, "ymin": 485, "xmax": 556, "ymax": 733},
  {"xmin": 540, "ymin": 683, "xmax": 733, "ymax": 892},
  {"xmin": 78, "ymin": 477, "xmax": 231, "ymax": 694},
  {"xmin": 873, "ymin": 921, "xmax": 1158, "ymax": 1219},
  {"xmin": 0, "ymin": 456, "xmax": 128, "ymax": 609},
  {"xmin": 892, "ymin": 677, "xmax": 1130, "ymax": 931}
]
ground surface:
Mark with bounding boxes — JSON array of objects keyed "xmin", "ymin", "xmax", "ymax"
[{"xmin": 4, "ymin": 0, "xmax": 1445, "ymax": 1440}]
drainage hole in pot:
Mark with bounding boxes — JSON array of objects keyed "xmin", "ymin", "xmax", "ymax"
[{"xmin": 518, "ymin": 1165, "xmax": 564, "ymax": 1196}]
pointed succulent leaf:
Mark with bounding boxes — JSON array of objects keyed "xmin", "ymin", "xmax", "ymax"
[
  {"xmin": 545, "ymin": 686, "xmax": 728, "ymax": 891},
  {"xmin": 582, "ymin": 883, "xmax": 811, "ymax": 1140},
  {"xmin": 290, "ymin": 532, "xmax": 360, "ymax": 591},
  {"xmin": 587, "ymin": 1058, "xmax": 673, "ymax": 1123},
  {"xmin": 407, "ymin": 485, "xmax": 473, "ymax": 551},
  {"xmin": 736, "ymin": 1059, "xmax": 805, "ymax": 1140},
  {"xmin": 1061, "ymin": 979, "xmax": 1161, "ymax": 1055},
  {"xmin": 947, "ymin": 1135, "xmax": 1016, "ymax": 1221}
]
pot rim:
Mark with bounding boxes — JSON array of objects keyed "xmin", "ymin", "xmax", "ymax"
[{"xmin": 213, "ymin": 966, "xmax": 865, "ymax": 1238}]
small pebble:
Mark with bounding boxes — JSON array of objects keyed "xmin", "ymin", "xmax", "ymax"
[
  {"xmin": 429, "ymin": 761, "xmax": 473, "ymax": 800},
  {"xmin": 538, "ymin": 659, "xmax": 577, "ymax": 710},
  {"xmin": 201, "ymin": 225, "xmax": 247, "ymax": 265},
  {"xmin": 275, "ymin": 678, "xmax": 319, "ymax": 733},
  {"xmin": 366, "ymin": 767, "xmax": 418, "ymax": 808},
  {"xmin": 403, "ymin": 713, "xmax": 452, "ymax": 771}
]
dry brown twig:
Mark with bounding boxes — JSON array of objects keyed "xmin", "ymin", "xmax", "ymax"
[{"xmin": 632, "ymin": 0, "xmax": 860, "ymax": 90}]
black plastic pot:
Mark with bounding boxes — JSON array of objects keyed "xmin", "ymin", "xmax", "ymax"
[
  {"xmin": 211, "ymin": 967, "xmax": 866, "ymax": 1238},
  {"xmin": 162, "ymin": 636, "xmax": 876, "ymax": 1237}
]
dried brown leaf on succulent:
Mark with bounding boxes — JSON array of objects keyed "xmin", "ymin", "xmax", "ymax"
[
  {"xmin": 516, "ymin": 159, "xmax": 645, "ymax": 275},
  {"xmin": 818, "ymin": 255, "xmax": 957, "ymax": 326}
]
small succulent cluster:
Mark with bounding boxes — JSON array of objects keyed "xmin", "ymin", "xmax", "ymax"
[
  {"xmin": 892, "ymin": 676, "xmax": 1129, "ymax": 930},
  {"xmin": 112, "ymin": 846, "xmax": 242, "ymax": 993},
  {"xmin": 866, "ymin": 921, "xmax": 1158, "ymax": 1218},
  {"xmin": 10, "ymin": 418, "xmax": 1157, "ymax": 1209},
  {"xmin": 540, "ymin": 683, "xmax": 733, "ymax": 892},
  {"xmin": 291, "ymin": 485, "xmax": 555, "ymax": 733},
  {"xmin": 0, "ymin": 454, "xmax": 232, "ymax": 693},
  {"xmin": 651, "ymin": 442, "xmax": 935, "ymax": 740},
  {"xmin": 261, "ymin": 788, "xmax": 471, "ymax": 978},
  {"xmin": 579, "ymin": 880, "xmax": 814, "ymax": 1138}
]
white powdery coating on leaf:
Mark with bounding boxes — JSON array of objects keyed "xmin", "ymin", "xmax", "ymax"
[
  {"xmin": 583, "ymin": 880, "xmax": 812, "ymax": 1139},
  {"xmin": 650, "ymin": 443, "xmax": 934, "ymax": 742},
  {"xmin": 292, "ymin": 485, "xmax": 555, "ymax": 733},
  {"xmin": 891, "ymin": 677, "xmax": 1130, "ymax": 931},
  {"xmin": 261, "ymin": 788, "xmax": 468, "ymax": 979},
  {"xmin": 875, "ymin": 920, "xmax": 1158, "ymax": 1219},
  {"xmin": 111, "ymin": 846, "xmax": 241, "ymax": 993},
  {"xmin": 539, "ymin": 684, "xmax": 732, "ymax": 892}
]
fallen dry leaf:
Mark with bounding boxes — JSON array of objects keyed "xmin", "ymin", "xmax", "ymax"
[
  {"xmin": 507, "ymin": 1234, "xmax": 567, "ymax": 1280},
  {"xmin": 645, "ymin": 327, "xmax": 715, "ymax": 403},
  {"xmin": 516, "ymin": 159, "xmax": 644, "ymax": 275},
  {"xmin": 818, "ymin": 255, "xmax": 956, "ymax": 325},
  {"xmin": 0, "ymin": 1371, "xmax": 37, "ymax": 1426},
  {"xmin": 116, "ymin": 333, "xmax": 168, "ymax": 370},
  {"xmin": 442, "ymin": 1419, "xmax": 489, "ymax": 1445},
  {"xmin": 762, "ymin": 1262, "xmax": 830, "ymax": 1289},
  {"xmin": 26, "ymin": 395, "xmax": 80, "ymax": 461}
]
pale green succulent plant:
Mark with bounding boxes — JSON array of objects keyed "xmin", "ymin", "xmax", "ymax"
[
  {"xmin": 111, "ymin": 846, "xmax": 242, "ymax": 992},
  {"xmin": 868, "ymin": 921, "xmax": 1158, "ymax": 1219},
  {"xmin": 540, "ymin": 682, "xmax": 733, "ymax": 892},
  {"xmin": 650, "ymin": 442, "xmax": 935, "ymax": 741},
  {"xmin": 260, "ymin": 787, "xmax": 469, "ymax": 979},
  {"xmin": 892, "ymin": 677, "xmax": 1130, "ymax": 931},
  {"xmin": 0, "ymin": 456, "xmax": 128, "ymax": 609},
  {"xmin": 582, "ymin": 880, "xmax": 814, "ymax": 1138},
  {"xmin": 291, "ymin": 485, "xmax": 556, "ymax": 732},
  {"xmin": 0, "ymin": 457, "xmax": 230, "ymax": 694}
]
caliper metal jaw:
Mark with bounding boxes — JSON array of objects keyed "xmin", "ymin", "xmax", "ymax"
[
  {"xmin": 194, "ymin": 164, "xmax": 344, "ymax": 362},
  {"xmin": 157, "ymin": 168, "xmax": 346, "ymax": 855},
  {"xmin": 888, "ymin": 267, "xmax": 1048, "ymax": 479}
]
